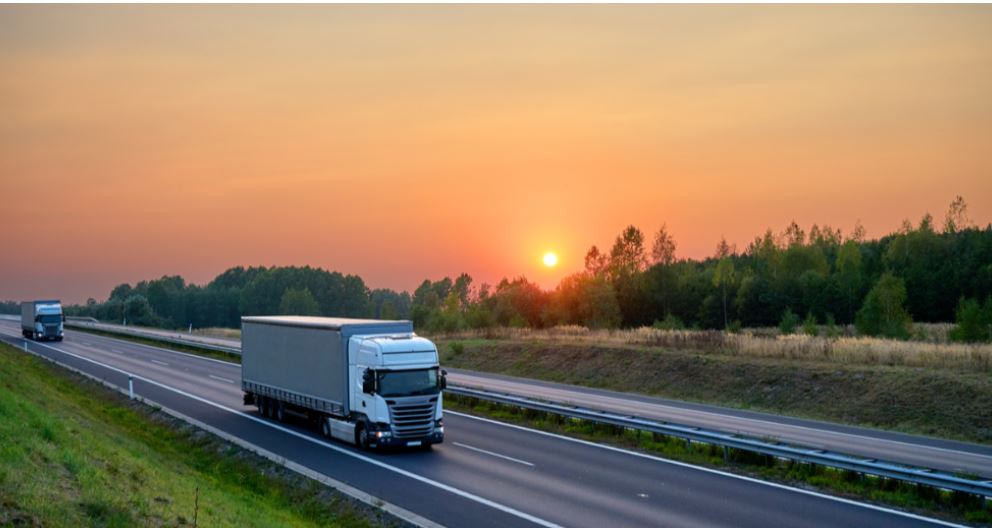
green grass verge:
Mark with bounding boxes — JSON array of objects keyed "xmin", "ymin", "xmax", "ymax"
[
  {"xmin": 437, "ymin": 338, "xmax": 992, "ymax": 444},
  {"xmin": 0, "ymin": 343, "xmax": 395, "ymax": 528},
  {"xmin": 445, "ymin": 394, "xmax": 992, "ymax": 526}
]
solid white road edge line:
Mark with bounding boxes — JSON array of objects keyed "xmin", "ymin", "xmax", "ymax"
[
  {"xmin": 8, "ymin": 335, "xmax": 561, "ymax": 528},
  {"xmin": 453, "ymin": 442, "xmax": 535, "ymax": 467},
  {"xmin": 444, "ymin": 411, "xmax": 968, "ymax": 528}
]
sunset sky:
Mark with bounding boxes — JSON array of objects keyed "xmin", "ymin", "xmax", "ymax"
[{"xmin": 2, "ymin": 5, "xmax": 991, "ymax": 304}]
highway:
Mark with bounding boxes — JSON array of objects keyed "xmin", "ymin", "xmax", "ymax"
[
  {"xmin": 70, "ymin": 320, "xmax": 992, "ymax": 478},
  {"xmin": 0, "ymin": 320, "xmax": 964, "ymax": 527}
]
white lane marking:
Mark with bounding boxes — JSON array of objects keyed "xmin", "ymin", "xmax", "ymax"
[
  {"xmin": 444, "ymin": 411, "xmax": 968, "ymax": 528},
  {"xmin": 453, "ymin": 442, "xmax": 535, "ymax": 467},
  {"xmin": 8, "ymin": 336, "xmax": 561, "ymax": 528},
  {"xmin": 151, "ymin": 359, "xmax": 169, "ymax": 366},
  {"xmin": 209, "ymin": 374, "xmax": 235, "ymax": 384},
  {"xmin": 452, "ymin": 376, "xmax": 992, "ymax": 461}
]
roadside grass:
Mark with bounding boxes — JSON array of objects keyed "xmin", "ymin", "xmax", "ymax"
[
  {"xmin": 445, "ymin": 394, "xmax": 992, "ymax": 526},
  {"xmin": 430, "ymin": 324, "xmax": 991, "ymax": 372},
  {"xmin": 436, "ymin": 337, "xmax": 992, "ymax": 444},
  {"xmin": 192, "ymin": 327, "xmax": 242, "ymax": 340},
  {"xmin": 0, "ymin": 343, "xmax": 395, "ymax": 528}
]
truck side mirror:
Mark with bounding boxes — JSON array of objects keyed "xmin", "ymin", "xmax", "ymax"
[
  {"xmin": 362, "ymin": 370, "xmax": 375, "ymax": 394},
  {"xmin": 440, "ymin": 371, "xmax": 447, "ymax": 390}
]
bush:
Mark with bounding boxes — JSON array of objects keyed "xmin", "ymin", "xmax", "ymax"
[
  {"xmin": 727, "ymin": 320, "xmax": 743, "ymax": 334},
  {"xmin": 855, "ymin": 273, "xmax": 913, "ymax": 339},
  {"xmin": 824, "ymin": 313, "xmax": 841, "ymax": 338},
  {"xmin": 802, "ymin": 312, "xmax": 819, "ymax": 336},
  {"xmin": 779, "ymin": 308, "xmax": 800, "ymax": 335},
  {"xmin": 448, "ymin": 342, "xmax": 465, "ymax": 356},
  {"xmin": 653, "ymin": 313, "xmax": 685, "ymax": 331},
  {"xmin": 949, "ymin": 297, "xmax": 992, "ymax": 343}
]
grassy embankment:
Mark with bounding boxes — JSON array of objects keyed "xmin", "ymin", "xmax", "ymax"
[
  {"xmin": 432, "ymin": 326, "xmax": 992, "ymax": 444},
  {"xmin": 0, "ymin": 343, "xmax": 395, "ymax": 528}
]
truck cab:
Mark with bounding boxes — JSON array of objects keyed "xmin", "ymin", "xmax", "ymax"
[
  {"xmin": 348, "ymin": 334, "xmax": 445, "ymax": 449},
  {"xmin": 22, "ymin": 300, "xmax": 64, "ymax": 341}
]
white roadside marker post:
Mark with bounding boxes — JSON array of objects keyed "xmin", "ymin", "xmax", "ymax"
[{"xmin": 128, "ymin": 375, "xmax": 134, "ymax": 399}]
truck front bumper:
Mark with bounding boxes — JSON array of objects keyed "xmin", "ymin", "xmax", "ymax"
[{"xmin": 372, "ymin": 429, "xmax": 444, "ymax": 448}]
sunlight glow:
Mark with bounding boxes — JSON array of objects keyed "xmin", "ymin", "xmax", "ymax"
[{"xmin": 543, "ymin": 252, "xmax": 558, "ymax": 267}]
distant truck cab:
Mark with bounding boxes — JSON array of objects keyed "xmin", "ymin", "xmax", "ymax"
[
  {"xmin": 241, "ymin": 316, "xmax": 445, "ymax": 450},
  {"xmin": 21, "ymin": 300, "xmax": 64, "ymax": 341}
]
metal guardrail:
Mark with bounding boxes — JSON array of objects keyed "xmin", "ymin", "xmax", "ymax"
[
  {"xmin": 64, "ymin": 320, "xmax": 992, "ymax": 498},
  {"xmin": 65, "ymin": 321, "xmax": 242, "ymax": 355},
  {"xmin": 445, "ymin": 386, "xmax": 992, "ymax": 499}
]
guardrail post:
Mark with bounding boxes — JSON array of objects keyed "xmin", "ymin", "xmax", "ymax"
[
  {"xmin": 128, "ymin": 375, "xmax": 134, "ymax": 399},
  {"xmin": 23, "ymin": 340, "xmax": 28, "ymax": 351}
]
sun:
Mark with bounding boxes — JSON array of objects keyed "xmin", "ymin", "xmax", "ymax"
[{"xmin": 542, "ymin": 252, "xmax": 558, "ymax": 267}]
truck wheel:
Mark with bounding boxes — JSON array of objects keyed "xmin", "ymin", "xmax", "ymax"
[
  {"xmin": 275, "ymin": 402, "xmax": 285, "ymax": 422},
  {"xmin": 258, "ymin": 397, "xmax": 268, "ymax": 418},
  {"xmin": 356, "ymin": 424, "xmax": 370, "ymax": 450}
]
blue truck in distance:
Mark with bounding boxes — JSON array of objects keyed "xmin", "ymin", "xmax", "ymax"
[{"xmin": 21, "ymin": 300, "xmax": 64, "ymax": 341}]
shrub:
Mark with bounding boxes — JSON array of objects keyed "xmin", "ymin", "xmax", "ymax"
[
  {"xmin": 824, "ymin": 313, "xmax": 841, "ymax": 338},
  {"xmin": 653, "ymin": 313, "xmax": 685, "ymax": 331},
  {"xmin": 779, "ymin": 308, "xmax": 800, "ymax": 335},
  {"xmin": 855, "ymin": 273, "xmax": 913, "ymax": 339},
  {"xmin": 949, "ymin": 297, "xmax": 992, "ymax": 343},
  {"xmin": 802, "ymin": 312, "xmax": 819, "ymax": 336}
]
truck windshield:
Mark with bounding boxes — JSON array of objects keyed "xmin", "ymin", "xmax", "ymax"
[
  {"xmin": 38, "ymin": 314, "xmax": 62, "ymax": 324},
  {"xmin": 377, "ymin": 368, "xmax": 439, "ymax": 397}
]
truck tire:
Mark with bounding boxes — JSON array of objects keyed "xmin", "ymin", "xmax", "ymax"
[
  {"xmin": 258, "ymin": 397, "xmax": 269, "ymax": 418},
  {"xmin": 275, "ymin": 401, "xmax": 285, "ymax": 422},
  {"xmin": 356, "ymin": 423, "xmax": 370, "ymax": 450}
]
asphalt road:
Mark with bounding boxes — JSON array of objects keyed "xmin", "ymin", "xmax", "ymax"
[
  {"xmin": 0, "ymin": 320, "xmax": 965, "ymax": 528},
  {"xmin": 68, "ymin": 319, "xmax": 992, "ymax": 478}
]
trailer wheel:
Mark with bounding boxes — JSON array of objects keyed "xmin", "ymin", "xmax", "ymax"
[
  {"xmin": 259, "ymin": 397, "xmax": 269, "ymax": 418},
  {"xmin": 275, "ymin": 401, "xmax": 285, "ymax": 422}
]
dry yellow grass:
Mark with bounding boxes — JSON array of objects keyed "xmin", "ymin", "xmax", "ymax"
[
  {"xmin": 193, "ymin": 327, "xmax": 242, "ymax": 339},
  {"xmin": 431, "ymin": 325, "xmax": 992, "ymax": 372}
]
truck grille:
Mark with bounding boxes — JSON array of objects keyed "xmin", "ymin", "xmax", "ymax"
[{"xmin": 387, "ymin": 399, "xmax": 436, "ymax": 439}]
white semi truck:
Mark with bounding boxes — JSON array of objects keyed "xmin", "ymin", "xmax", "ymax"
[
  {"xmin": 21, "ymin": 300, "xmax": 64, "ymax": 341},
  {"xmin": 241, "ymin": 316, "xmax": 446, "ymax": 450}
]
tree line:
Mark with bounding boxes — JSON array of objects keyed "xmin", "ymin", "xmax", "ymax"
[{"xmin": 3, "ymin": 197, "xmax": 990, "ymax": 342}]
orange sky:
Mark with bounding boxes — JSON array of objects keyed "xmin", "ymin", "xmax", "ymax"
[{"xmin": 2, "ymin": 5, "xmax": 991, "ymax": 303}]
